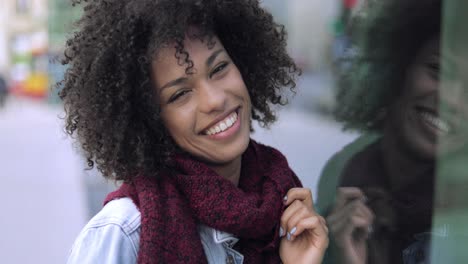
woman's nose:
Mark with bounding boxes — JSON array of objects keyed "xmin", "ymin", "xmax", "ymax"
[{"xmin": 197, "ymin": 81, "xmax": 226, "ymax": 114}]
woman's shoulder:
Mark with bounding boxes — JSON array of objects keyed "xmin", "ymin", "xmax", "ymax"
[
  {"xmin": 86, "ymin": 197, "xmax": 141, "ymax": 233},
  {"xmin": 316, "ymin": 133, "xmax": 380, "ymax": 213},
  {"xmin": 66, "ymin": 198, "xmax": 141, "ymax": 264}
]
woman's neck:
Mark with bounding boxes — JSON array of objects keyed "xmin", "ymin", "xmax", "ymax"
[{"xmin": 208, "ymin": 156, "xmax": 242, "ymax": 186}]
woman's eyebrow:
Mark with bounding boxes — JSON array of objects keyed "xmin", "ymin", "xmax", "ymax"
[
  {"xmin": 206, "ymin": 49, "xmax": 225, "ymax": 68},
  {"xmin": 159, "ymin": 49, "xmax": 225, "ymax": 92},
  {"xmin": 159, "ymin": 77, "xmax": 189, "ymax": 92}
]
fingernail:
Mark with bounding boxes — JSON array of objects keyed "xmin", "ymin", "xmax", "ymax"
[
  {"xmin": 283, "ymin": 195, "xmax": 288, "ymax": 202},
  {"xmin": 279, "ymin": 227, "xmax": 284, "ymax": 237},
  {"xmin": 287, "ymin": 232, "xmax": 291, "ymax": 241},
  {"xmin": 367, "ymin": 225, "xmax": 374, "ymax": 237},
  {"xmin": 290, "ymin": 226, "xmax": 297, "ymax": 235},
  {"xmin": 362, "ymin": 196, "xmax": 368, "ymax": 204}
]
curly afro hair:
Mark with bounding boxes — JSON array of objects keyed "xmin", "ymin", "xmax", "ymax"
[
  {"xmin": 59, "ymin": 0, "xmax": 300, "ymax": 181},
  {"xmin": 334, "ymin": 0, "xmax": 441, "ymax": 131}
]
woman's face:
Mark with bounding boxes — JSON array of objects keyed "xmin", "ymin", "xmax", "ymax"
[
  {"xmin": 152, "ymin": 35, "xmax": 251, "ymax": 166},
  {"xmin": 388, "ymin": 36, "xmax": 442, "ymax": 160}
]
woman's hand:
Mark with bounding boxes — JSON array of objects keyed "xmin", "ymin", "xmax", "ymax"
[
  {"xmin": 279, "ymin": 188, "xmax": 329, "ymax": 264},
  {"xmin": 326, "ymin": 187, "xmax": 374, "ymax": 264}
]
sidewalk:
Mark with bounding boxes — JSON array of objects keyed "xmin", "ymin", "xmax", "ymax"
[{"xmin": 0, "ymin": 97, "xmax": 88, "ymax": 263}]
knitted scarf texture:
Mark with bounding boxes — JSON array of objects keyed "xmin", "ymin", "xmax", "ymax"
[{"xmin": 105, "ymin": 140, "xmax": 302, "ymax": 264}]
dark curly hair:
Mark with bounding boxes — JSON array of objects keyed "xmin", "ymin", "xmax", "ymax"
[
  {"xmin": 334, "ymin": 0, "xmax": 441, "ymax": 131},
  {"xmin": 59, "ymin": 0, "xmax": 300, "ymax": 181}
]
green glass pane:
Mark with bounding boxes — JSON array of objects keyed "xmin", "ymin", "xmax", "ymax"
[{"xmin": 431, "ymin": 0, "xmax": 468, "ymax": 262}]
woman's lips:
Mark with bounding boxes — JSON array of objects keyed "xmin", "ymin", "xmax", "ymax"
[
  {"xmin": 204, "ymin": 110, "xmax": 238, "ymax": 135},
  {"xmin": 416, "ymin": 107, "xmax": 450, "ymax": 134},
  {"xmin": 203, "ymin": 108, "xmax": 241, "ymax": 140}
]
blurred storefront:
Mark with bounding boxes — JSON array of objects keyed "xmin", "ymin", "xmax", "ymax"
[
  {"xmin": 48, "ymin": 0, "xmax": 80, "ymax": 103},
  {"xmin": 0, "ymin": 0, "xmax": 48, "ymax": 99},
  {"xmin": 0, "ymin": 0, "xmax": 79, "ymax": 103},
  {"xmin": 263, "ymin": 0, "xmax": 341, "ymax": 72}
]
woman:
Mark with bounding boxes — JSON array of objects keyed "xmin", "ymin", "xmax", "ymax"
[
  {"xmin": 62, "ymin": 0, "xmax": 328, "ymax": 263},
  {"xmin": 319, "ymin": 0, "xmax": 442, "ymax": 263}
]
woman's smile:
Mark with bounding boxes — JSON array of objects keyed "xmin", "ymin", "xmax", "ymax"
[
  {"xmin": 414, "ymin": 106, "xmax": 450, "ymax": 136},
  {"xmin": 389, "ymin": 36, "xmax": 442, "ymax": 160},
  {"xmin": 202, "ymin": 107, "xmax": 241, "ymax": 139}
]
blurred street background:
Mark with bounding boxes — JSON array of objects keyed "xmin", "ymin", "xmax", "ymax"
[{"xmin": 0, "ymin": 0, "xmax": 365, "ymax": 263}]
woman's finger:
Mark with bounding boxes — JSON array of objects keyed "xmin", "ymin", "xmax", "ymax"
[
  {"xmin": 284, "ymin": 188, "xmax": 314, "ymax": 210},
  {"xmin": 327, "ymin": 200, "xmax": 374, "ymax": 239},
  {"xmin": 280, "ymin": 200, "xmax": 305, "ymax": 237},
  {"xmin": 289, "ymin": 215, "xmax": 329, "ymax": 249},
  {"xmin": 327, "ymin": 199, "xmax": 371, "ymax": 224},
  {"xmin": 319, "ymin": 216, "xmax": 329, "ymax": 233},
  {"xmin": 333, "ymin": 213, "xmax": 373, "ymax": 236},
  {"xmin": 328, "ymin": 200, "xmax": 373, "ymax": 228},
  {"xmin": 333, "ymin": 187, "xmax": 366, "ymax": 210},
  {"xmin": 283, "ymin": 205, "xmax": 311, "ymax": 241}
]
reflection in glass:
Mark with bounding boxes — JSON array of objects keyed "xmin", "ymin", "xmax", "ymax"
[
  {"xmin": 318, "ymin": 0, "xmax": 443, "ymax": 263},
  {"xmin": 431, "ymin": 0, "xmax": 468, "ymax": 262}
]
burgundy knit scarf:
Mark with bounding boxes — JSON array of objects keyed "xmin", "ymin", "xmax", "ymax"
[{"xmin": 105, "ymin": 140, "xmax": 302, "ymax": 264}]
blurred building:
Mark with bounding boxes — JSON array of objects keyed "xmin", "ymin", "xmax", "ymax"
[
  {"xmin": 287, "ymin": 0, "xmax": 341, "ymax": 71},
  {"xmin": 262, "ymin": 0, "xmax": 341, "ymax": 72},
  {"xmin": 48, "ymin": 0, "xmax": 80, "ymax": 103},
  {"xmin": 0, "ymin": 0, "xmax": 48, "ymax": 97},
  {"xmin": 49, "ymin": 0, "xmax": 80, "ymax": 52}
]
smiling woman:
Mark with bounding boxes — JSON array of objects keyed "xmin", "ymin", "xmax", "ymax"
[
  {"xmin": 61, "ymin": 0, "xmax": 328, "ymax": 264},
  {"xmin": 389, "ymin": 36, "xmax": 442, "ymax": 160},
  {"xmin": 319, "ymin": 0, "xmax": 443, "ymax": 263},
  {"xmin": 153, "ymin": 35, "xmax": 252, "ymax": 182}
]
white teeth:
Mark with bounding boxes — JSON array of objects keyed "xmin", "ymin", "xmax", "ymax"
[
  {"xmin": 220, "ymin": 122, "xmax": 227, "ymax": 131},
  {"xmin": 419, "ymin": 111, "xmax": 450, "ymax": 133},
  {"xmin": 205, "ymin": 111, "xmax": 238, "ymax": 135}
]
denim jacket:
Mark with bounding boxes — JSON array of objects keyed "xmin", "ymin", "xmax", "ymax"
[
  {"xmin": 66, "ymin": 198, "xmax": 244, "ymax": 264},
  {"xmin": 402, "ymin": 233, "xmax": 431, "ymax": 264},
  {"xmin": 402, "ymin": 224, "xmax": 451, "ymax": 264}
]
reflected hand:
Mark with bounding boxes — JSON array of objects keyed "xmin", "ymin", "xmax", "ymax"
[
  {"xmin": 279, "ymin": 188, "xmax": 329, "ymax": 264},
  {"xmin": 327, "ymin": 187, "xmax": 374, "ymax": 264}
]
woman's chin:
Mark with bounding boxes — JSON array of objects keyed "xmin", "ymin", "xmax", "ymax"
[{"xmin": 407, "ymin": 139, "xmax": 438, "ymax": 161}]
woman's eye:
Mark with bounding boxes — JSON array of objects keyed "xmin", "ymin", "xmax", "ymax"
[
  {"xmin": 210, "ymin": 62, "xmax": 229, "ymax": 78},
  {"xmin": 427, "ymin": 62, "xmax": 440, "ymax": 71},
  {"xmin": 426, "ymin": 62, "xmax": 440, "ymax": 79},
  {"xmin": 168, "ymin": 89, "xmax": 191, "ymax": 103}
]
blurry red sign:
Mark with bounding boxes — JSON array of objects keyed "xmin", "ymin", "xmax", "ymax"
[{"xmin": 344, "ymin": 0, "xmax": 358, "ymax": 9}]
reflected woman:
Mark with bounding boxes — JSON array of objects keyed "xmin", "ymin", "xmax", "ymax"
[
  {"xmin": 61, "ymin": 0, "xmax": 328, "ymax": 263},
  {"xmin": 319, "ymin": 0, "xmax": 442, "ymax": 263}
]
